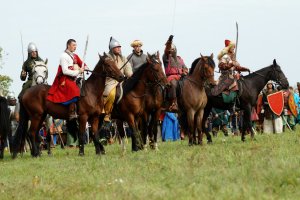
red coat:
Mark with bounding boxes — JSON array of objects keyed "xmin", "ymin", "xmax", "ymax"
[{"xmin": 47, "ymin": 53, "xmax": 84, "ymax": 103}]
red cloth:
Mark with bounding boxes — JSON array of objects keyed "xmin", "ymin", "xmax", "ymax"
[
  {"xmin": 165, "ymin": 56, "xmax": 184, "ymax": 77},
  {"xmin": 47, "ymin": 54, "xmax": 84, "ymax": 103}
]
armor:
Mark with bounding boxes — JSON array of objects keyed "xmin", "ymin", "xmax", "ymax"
[
  {"xmin": 109, "ymin": 37, "xmax": 121, "ymax": 50},
  {"xmin": 27, "ymin": 42, "xmax": 38, "ymax": 53}
]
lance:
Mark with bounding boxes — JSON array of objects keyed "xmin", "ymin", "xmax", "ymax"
[
  {"xmin": 80, "ymin": 35, "xmax": 89, "ymax": 96},
  {"xmin": 235, "ymin": 22, "xmax": 239, "ymax": 60},
  {"xmin": 20, "ymin": 32, "xmax": 25, "ymax": 63}
]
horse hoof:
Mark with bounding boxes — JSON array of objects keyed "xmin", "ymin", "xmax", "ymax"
[
  {"xmin": 100, "ymin": 150, "xmax": 106, "ymax": 155},
  {"xmin": 207, "ymin": 140, "xmax": 213, "ymax": 145},
  {"xmin": 78, "ymin": 152, "xmax": 84, "ymax": 156}
]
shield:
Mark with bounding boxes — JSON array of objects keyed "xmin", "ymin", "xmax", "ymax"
[
  {"xmin": 267, "ymin": 91, "xmax": 284, "ymax": 116},
  {"xmin": 288, "ymin": 94, "xmax": 298, "ymax": 117}
]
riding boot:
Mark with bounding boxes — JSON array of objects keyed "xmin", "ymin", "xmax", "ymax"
[{"xmin": 68, "ymin": 102, "xmax": 78, "ymax": 120}]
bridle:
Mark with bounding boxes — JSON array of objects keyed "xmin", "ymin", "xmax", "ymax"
[{"xmin": 33, "ymin": 64, "xmax": 47, "ymax": 84}]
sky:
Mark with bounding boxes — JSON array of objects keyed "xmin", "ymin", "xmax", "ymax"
[{"xmin": 0, "ymin": 0, "xmax": 299, "ymax": 96}]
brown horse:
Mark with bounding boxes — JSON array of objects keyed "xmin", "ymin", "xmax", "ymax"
[
  {"xmin": 109, "ymin": 52, "xmax": 169, "ymax": 151},
  {"xmin": 13, "ymin": 53, "xmax": 124, "ymax": 157}
]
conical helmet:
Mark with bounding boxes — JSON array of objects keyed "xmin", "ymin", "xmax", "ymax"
[
  {"xmin": 109, "ymin": 37, "xmax": 121, "ymax": 50},
  {"xmin": 7, "ymin": 91, "xmax": 16, "ymax": 101},
  {"xmin": 27, "ymin": 42, "xmax": 38, "ymax": 53}
]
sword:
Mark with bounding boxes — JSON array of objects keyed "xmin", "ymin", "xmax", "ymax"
[
  {"xmin": 80, "ymin": 35, "xmax": 89, "ymax": 96},
  {"xmin": 20, "ymin": 31, "xmax": 25, "ymax": 63},
  {"xmin": 235, "ymin": 22, "xmax": 239, "ymax": 60}
]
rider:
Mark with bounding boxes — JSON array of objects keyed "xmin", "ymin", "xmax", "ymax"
[
  {"xmin": 211, "ymin": 39, "xmax": 250, "ymax": 96},
  {"xmin": 103, "ymin": 37, "xmax": 132, "ymax": 115},
  {"xmin": 7, "ymin": 92, "xmax": 19, "ymax": 136},
  {"xmin": 127, "ymin": 40, "xmax": 147, "ymax": 73},
  {"xmin": 162, "ymin": 35, "xmax": 188, "ymax": 111},
  {"xmin": 47, "ymin": 39, "xmax": 87, "ymax": 120},
  {"xmin": 18, "ymin": 42, "xmax": 44, "ymax": 99}
]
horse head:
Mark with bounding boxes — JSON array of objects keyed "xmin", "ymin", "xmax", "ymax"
[
  {"xmin": 32, "ymin": 60, "xmax": 48, "ymax": 86},
  {"xmin": 146, "ymin": 51, "xmax": 169, "ymax": 86},
  {"xmin": 198, "ymin": 53, "xmax": 215, "ymax": 82},
  {"xmin": 269, "ymin": 59, "xmax": 289, "ymax": 89},
  {"xmin": 97, "ymin": 52, "xmax": 124, "ymax": 82}
]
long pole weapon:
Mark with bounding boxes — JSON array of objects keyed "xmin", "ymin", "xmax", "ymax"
[
  {"xmin": 20, "ymin": 32, "xmax": 25, "ymax": 63},
  {"xmin": 80, "ymin": 35, "xmax": 89, "ymax": 96},
  {"xmin": 235, "ymin": 22, "xmax": 239, "ymax": 60}
]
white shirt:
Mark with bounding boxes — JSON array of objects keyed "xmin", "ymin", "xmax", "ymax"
[{"xmin": 60, "ymin": 51, "xmax": 80, "ymax": 77}]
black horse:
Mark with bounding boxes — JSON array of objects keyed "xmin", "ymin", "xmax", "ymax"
[
  {"xmin": 0, "ymin": 96, "xmax": 11, "ymax": 159},
  {"xmin": 197, "ymin": 59, "xmax": 289, "ymax": 142}
]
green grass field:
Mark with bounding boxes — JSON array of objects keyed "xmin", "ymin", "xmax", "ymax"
[{"xmin": 1, "ymin": 130, "xmax": 300, "ymax": 200}]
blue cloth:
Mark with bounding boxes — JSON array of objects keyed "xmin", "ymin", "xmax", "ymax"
[
  {"xmin": 294, "ymin": 93, "xmax": 300, "ymax": 123},
  {"xmin": 61, "ymin": 97, "xmax": 79, "ymax": 106},
  {"xmin": 162, "ymin": 112, "xmax": 179, "ymax": 141}
]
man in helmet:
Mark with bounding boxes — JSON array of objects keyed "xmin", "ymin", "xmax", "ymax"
[
  {"xmin": 211, "ymin": 39, "xmax": 250, "ymax": 96},
  {"xmin": 162, "ymin": 35, "xmax": 188, "ymax": 111},
  {"xmin": 18, "ymin": 42, "xmax": 44, "ymax": 98},
  {"xmin": 7, "ymin": 92, "xmax": 19, "ymax": 137},
  {"xmin": 127, "ymin": 40, "xmax": 147, "ymax": 73},
  {"xmin": 47, "ymin": 39, "xmax": 87, "ymax": 120},
  {"xmin": 103, "ymin": 37, "xmax": 132, "ymax": 115}
]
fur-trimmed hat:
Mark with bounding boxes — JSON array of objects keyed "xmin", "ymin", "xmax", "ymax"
[{"xmin": 130, "ymin": 40, "xmax": 143, "ymax": 47}]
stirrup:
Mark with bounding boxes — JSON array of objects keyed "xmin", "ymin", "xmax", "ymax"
[{"xmin": 69, "ymin": 113, "xmax": 78, "ymax": 120}]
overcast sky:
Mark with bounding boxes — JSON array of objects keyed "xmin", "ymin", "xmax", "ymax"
[{"xmin": 0, "ymin": 0, "xmax": 299, "ymax": 95}]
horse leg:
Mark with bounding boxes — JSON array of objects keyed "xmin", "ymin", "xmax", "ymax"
[
  {"xmin": 28, "ymin": 117, "xmax": 42, "ymax": 157},
  {"xmin": 44, "ymin": 115, "xmax": 53, "ymax": 156},
  {"xmin": 127, "ymin": 116, "xmax": 143, "ymax": 151},
  {"xmin": 203, "ymin": 107, "xmax": 213, "ymax": 144},
  {"xmin": 116, "ymin": 119, "xmax": 127, "ymax": 153},
  {"xmin": 90, "ymin": 117, "xmax": 104, "ymax": 155},
  {"xmin": 196, "ymin": 109, "xmax": 204, "ymax": 145},
  {"xmin": 0, "ymin": 137, "xmax": 4, "ymax": 159},
  {"xmin": 187, "ymin": 110, "xmax": 195, "ymax": 146},
  {"xmin": 78, "ymin": 116, "xmax": 88, "ymax": 156}
]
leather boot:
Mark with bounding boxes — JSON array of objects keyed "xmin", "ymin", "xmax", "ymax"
[
  {"xmin": 168, "ymin": 80, "xmax": 178, "ymax": 112},
  {"xmin": 68, "ymin": 102, "xmax": 78, "ymax": 120}
]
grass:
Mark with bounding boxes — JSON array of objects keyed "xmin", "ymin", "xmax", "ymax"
[{"xmin": 1, "ymin": 130, "xmax": 300, "ymax": 200}]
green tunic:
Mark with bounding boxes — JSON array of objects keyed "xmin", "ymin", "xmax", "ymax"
[{"xmin": 19, "ymin": 56, "xmax": 44, "ymax": 98}]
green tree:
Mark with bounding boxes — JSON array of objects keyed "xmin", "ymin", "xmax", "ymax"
[{"xmin": 0, "ymin": 46, "xmax": 13, "ymax": 96}]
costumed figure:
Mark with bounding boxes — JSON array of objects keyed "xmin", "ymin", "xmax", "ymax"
[
  {"xmin": 211, "ymin": 39, "xmax": 250, "ymax": 96},
  {"xmin": 211, "ymin": 108, "xmax": 230, "ymax": 137},
  {"xmin": 103, "ymin": 37, "xmax": 132, "ymax": 115},
  {"xmin": 282, "ymin": 86, "xmax": 297, "ymax": 131},
  {"xmin": 127, "ymin": 40, "xmax": 147, "ymax": 73},
  {"xmin": 19, "ymin": 42, "xmax": 44, "ymax": 98},
  {"xmin": 262, "ymin": 81, "xmax": 283, "ymax": 133},
  {"xmin": 47, "ymin": 39, "xmax": 87, "ymax": 120}
]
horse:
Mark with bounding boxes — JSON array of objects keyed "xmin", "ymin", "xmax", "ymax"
[
  {"xmin": 0, "ymin": 96, "xmax": 11, "ymax": 159},
  {"xmin": 202, "ymin": 59, "xmax": 289, "ymax": 142},
  {"xmin": 32, "ymin": 60, "xmax": 48, "ymax": 86},
  {"xmin": 12, "ymin": 53, "xmax": 124, "ymax": 158},
  {"xmin": 109, "ymin": 52, "xmax": 169, "ymax": 152},
  {"xmin": 176, "ymin": 54, "xmax": 215, "ymax": 145}
]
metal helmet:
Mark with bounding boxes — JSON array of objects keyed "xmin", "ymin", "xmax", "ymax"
[
  {"xmin": 7, "ymin": 91, "xmax": 16, "ymax": 101},
  {"xmin": 27, "ymin": 42, "xmax": 38, "ymax": 53},
  {"xmin": 109, "ymin": 37, "xmax": 121, "ymax": 51}
]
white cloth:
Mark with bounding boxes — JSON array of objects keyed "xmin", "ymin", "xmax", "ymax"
[
  {"xmin": 263, "ymin": 117, "xmax": 283, "ymax": 134},
  {"xmin": 59, "ymin": 51, "xmax": 80, "ymax": 77}
]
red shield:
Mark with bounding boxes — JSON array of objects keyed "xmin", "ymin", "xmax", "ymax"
[
  {"xmin": 267, "ymin": 91, "xmax": 284, "ymax": 116},
  {"xmin": 288, "ymin": 94, "xmax": 298, "ymax": 117}
]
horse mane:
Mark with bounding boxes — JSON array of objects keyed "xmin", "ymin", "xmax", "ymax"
[
  {"xmin": 189, "ymin": 56, "xmax": 215, "ymax": 75},
  {"xmin": 123, "ymin": 62, "xmax": 148, "ymax": 95},
  {"xmin": 244, "ymin": 64, "xmax": 273, "ymax": 79}
]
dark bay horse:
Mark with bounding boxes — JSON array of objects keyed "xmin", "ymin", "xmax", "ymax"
[
  {"xmin": 202, "ymin": 59, "xmax": 289, "ymax": 142},
  {"xmin": 110, "ymin": 52, "xmax": 169, "ymax": 152},
  {"xmin": 13, "ymin": 53, "xmax": 124, "ymax": 157},
  {"xmin": 139, "ymin": 54, "xmax": 215, "ymax": 149},
  {"xmin": 0, "ymin": 96, "xmax": 11, "ymax": 159}
]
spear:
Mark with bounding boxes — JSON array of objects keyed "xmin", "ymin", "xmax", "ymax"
[
  {"xmin": 235, "ymin": 22, "xmax": 239, "ymax": 60},
  {"xmin": 80, "ymin": 35, "xmax": 89, "ymax": 96},
  {"xmin": 20, "ymin": 31, "xmax": 25, "ymax": 63}
]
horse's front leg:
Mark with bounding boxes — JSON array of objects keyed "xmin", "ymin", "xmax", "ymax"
[
  {"xmin": 78, "ymin": 116, "xmax": 88, "ymax": 156},
  {"xmin": 187, "ymin": 110, "xmax": 195, "ymax": 146},
  {"xmin": 196, "ymin": 109, "xmax": 205, "ymax": 145},
  {"xmin": 127, "ymin": 116, "xmax": 143, "ymax": 151},
  {"xmin": 202, "ymin": 107, "xmax": 213, "ymax": 144},
  {"xmin": 0, "ymin": 138, "xmax": 4, "ymax": 159},
  {"xmin": 90, "ymin": 116, "xmax": 104, "ymax": 155}
]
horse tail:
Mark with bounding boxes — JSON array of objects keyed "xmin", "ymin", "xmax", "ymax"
[
  {"xmin": 0, "ymin": 97, "xmax": 11, "ymax": 140},
  {"xmin": 66, "ymin": 120, "xmax": 78, "ymax": 142},
  {"xmin": 12, "ymin": 101, "xmax": 29, "ymax": 155}
]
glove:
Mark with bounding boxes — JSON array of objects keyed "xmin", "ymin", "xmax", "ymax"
[{"xmin": 168, "ymin": 35, "xmax": 174, "ymax": 42}]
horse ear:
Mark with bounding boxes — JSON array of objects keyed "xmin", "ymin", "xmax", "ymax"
[
  {"xmin": 273, "ymin": 59, "xmax": 277, "ymax": 66},
  {"xmin": 156, "ymin": 51, "xmax": 160, "ymax": 58},
  {"xmin": 45, "ymin": 58, "xmax": 48, "ymax": 65},
  {"xmin": 200, "ymin": 53, "xmax": 204, "ymax": 59},
  {"xmin": 98, "ymin": 53, "xmax": 101, "ymax": 59},
  {"xmin": 146, "ymin": 52, "xmax": 151, "ymax": 63},
  {"xmin": 210, "ymin": 53, "xmax": 214, "ymax": 59},
  {"xmin": 103, "ymin": 52, "xmax": 108, "ymax": 57}
]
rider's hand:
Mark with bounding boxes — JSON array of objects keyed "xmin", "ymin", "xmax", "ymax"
[
  {"xmin": 21, "ymin": 70, "xmax": 26, "ymax": 76},
  {"xmin": 168, "ymin": 35, "xmax": 174, "ymax": 42}
]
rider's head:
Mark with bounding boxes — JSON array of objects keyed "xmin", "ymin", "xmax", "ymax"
[
  {"xmin": 131, "ymin": 40, "xmax": 143, "ymax": 54},
  {"xmin": 225, "ymin": 40, "xmax": 236, "ymax": 54},
  {"xmin": 66, "ymin": 39, "xmax": 77, "ymax": 53},
  {"xmin": 109, "ymin": 37, "xmax": 122, "ymax": 56},
  {"xmin": 27, "ymin": 42, "xmax": 38, "ymax": 59},
  {"xmin": 7, "ymin": 91, "xmax": 16, "ymax": 106}
]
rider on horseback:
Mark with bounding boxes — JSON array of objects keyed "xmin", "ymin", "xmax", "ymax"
[
  {"xmin": 47, "ymin": 39, "xmax": 87, "ymax": 120},
  {"xmin": 162, "ymin": 35, "xmax": 188, "ymax": 111},
  {"xmin": 103, "ymin": 37, "xmax": 132, "ymax": 115},
  {"xmin": 19, "ymin": 42, "xmax": 44, "ymax": 98},
  {"xmin": 211, "ymin": 39, "xmax": 250, "ymax": 96},
  {"xmin": 127, "ymin": 40, "xmax": 147, "ymax": 73}
]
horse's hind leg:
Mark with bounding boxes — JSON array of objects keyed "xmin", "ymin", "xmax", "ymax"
[
  {"xmin": 28, "ymin": 118, "xmax": 42, "ymax": 157},
  {"xmin": 196, "ymin": 109, "xmax": 204, "ymax": 145}
]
